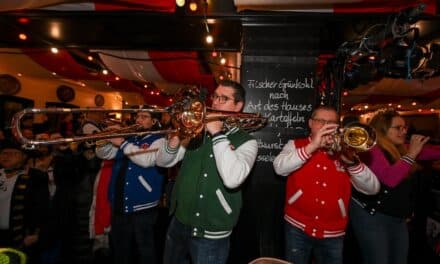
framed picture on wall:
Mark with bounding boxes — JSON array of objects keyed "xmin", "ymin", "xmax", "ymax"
[{"xmin": 0, "ymin": 95, "xmax": 34, "ymax": 132}]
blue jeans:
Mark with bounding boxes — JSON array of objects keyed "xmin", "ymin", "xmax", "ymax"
[
  {"xmin": 349, "ymin": 200, "xmax": 408, "ymax": 264},
  {"xmin": 285, "ymin": 222, "xmax": 343, "ymax": 264},
  {"xmin": 163, "ymin": 216, "xmax": 230, "ymax": 264},
  {"xmin": 110, "ymin": 208, "xmax": 158, "ymax": 264}
]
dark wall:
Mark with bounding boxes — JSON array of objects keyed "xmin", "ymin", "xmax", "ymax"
[{"xmin": 229, "ymin": 24, "xmax": 319, "ymax": 263}]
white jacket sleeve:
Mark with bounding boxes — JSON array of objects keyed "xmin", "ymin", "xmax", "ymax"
[
  {"xmin": 273, "ymin": 139, "xmax": 309, "ymax": 176},
  {"xmin": 212, "ymin": 134, "xmax": 258, "ymax": 189},
  {"xmin": 95, "ymin": 143, "xmax": 118, "ymax": 160},
  {"xmin": 155, "ymin": 139, "xmax": 186, "ymax": 168},
  {"xmin": 120, "ymin": 138, "xmax": 165, "ymax": 168},
  {"xmin": 346, "ymin": 163, "xmax": 380, "ymax": 195}
]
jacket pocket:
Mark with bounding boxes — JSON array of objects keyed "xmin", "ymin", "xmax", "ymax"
[
  {"xmin": 288, "ymin": 189, "xmax": 303, "ymax": 205},
  {"xmin": 337, "ymin": 198, "xmax": 347, "ymax": 218},
  {"xmin": 138, "ymin": 176, "xmax": 152, "ymax": 192},
  {"xmin": 215, "ymin": 189, "xmax": 232, "ymax": 215}
]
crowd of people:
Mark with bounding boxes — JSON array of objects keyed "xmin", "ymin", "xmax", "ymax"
[{"xmin": 0, "ymin": 80, "xmax": 439, "ymax": 264}]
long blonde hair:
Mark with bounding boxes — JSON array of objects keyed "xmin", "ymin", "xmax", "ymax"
[{"xmin": 369, "ymin": 110, "xmax": 408, "ymax": 163}]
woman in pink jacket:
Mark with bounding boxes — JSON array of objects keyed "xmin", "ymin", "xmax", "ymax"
[{"xmin": 350, "ymin": 109, "xmax": 440, "ymax": 264}]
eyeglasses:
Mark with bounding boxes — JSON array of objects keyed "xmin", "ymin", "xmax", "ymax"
[
  {"xmin": 311, "ymin": 118, "xmax": 339, "ymax": 125},
  {"xmin": 210, "ymin": 94, "xmax": 234, "ymax": 104},
  {"xmin": 390, "ymin": 125, "xmax": 409, "ymax": 131}
]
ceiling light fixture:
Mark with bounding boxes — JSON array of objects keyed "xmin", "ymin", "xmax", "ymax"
[{"xmin": 176, "ymin": 0, "xmax": 185, "ymax": 7}]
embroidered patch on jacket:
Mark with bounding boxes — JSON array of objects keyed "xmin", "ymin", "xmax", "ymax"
[
  {"xmin": 334, "ymin": 160, "xmax": 346, "ymax": 172},
  {"xmin": 141, "ymin": 143, "xmax": 150, "ymax": 149}
]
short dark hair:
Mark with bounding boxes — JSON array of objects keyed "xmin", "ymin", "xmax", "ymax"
[
  {"xmin": 217, "ymin": 80, "xmax": 245, "ymax": 103},
  {"xmin": 310, "ymin": 105, "xmax": 338, "ymax": 119}
]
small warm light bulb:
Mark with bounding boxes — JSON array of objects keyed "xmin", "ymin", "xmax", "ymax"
[
  {"xmin": 211, "ymin": 51, "xmax": 218, "ymax": 57},
  {"xmin": 388, "ymin": 103, "xmax": 392, "ymax": 106},
  {"xmin": 17, "ymin": 73, "xmax": 22, "ymax": 77},
  {"xmin": 205, "ymin": 35, "xmax": 213, "ymax": 44},
  {"xmin": 87, "ymin": 56, "xmax": 93, "ymax": 61},
  {"xmin": 219, "ymin": 75, "xmax": 224, "ymax": 80},
  {"xmin": 411, "ymin": 102, "xmax": 417, "ymax": 106},
  {"xmin": 220, "ymin": 58, "xmax": 226, "ymax": 65},
  {"xmin": 189, "ymin": 1, "xmax": 198, "ymax": 11},
  {"xmin": 364, "ymin": 105, "xmax": 369, "ymax": 109},
  {"xmin": 418, "ymin": 109, "xmax": 422, "ymax": 112},
  {"xmin": 102, "ymin": 69, "xmax": 108, "ymax": 75},
  {"xmin": 18, "ymin": 33, "xmax": 27, "ymax": 40},
  {"xmin": 52, "ymin": 72, "xmax": 57, "ymax": 75},
  {"xmin": 144, "ymin": 84, "xmax": 148, "ymax": 88},
  {"xmin": 51, "ymin": 47, "xmax": 59, "ymax": 54},
  {"xmin": 115, "ymin": 76, "xmax": 120, "ymax": 81},
  {"xmin": 169, "ymin": 98, "xmax": 173, "ymax": 102},
  {"xmin": 343, "ymin": 91, "xmax": 348, "ymax": 96},
  {"xmin": 176, "ymin": 0, "xmax": 185, "ymax": 7},
  {"xmin": 430, "ymin": 108, "xmax": 435, "ymax": 112},
  {"xmin": 397, "ymin": 104, "xmax": 402, "ymax": 108}
]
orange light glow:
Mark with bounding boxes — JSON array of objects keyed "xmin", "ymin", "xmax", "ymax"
[
  {"xmin": 18, "ymin": 33, "xmax": 27, "ymax": 40},
  {"xmin": 189, "ymin": 2, "xmax": 197, "ymax": 11}
]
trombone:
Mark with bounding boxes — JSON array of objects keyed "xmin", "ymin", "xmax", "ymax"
[{"xmin": 11, "ymin": 95, "xmax": 267, "ymax": 149}]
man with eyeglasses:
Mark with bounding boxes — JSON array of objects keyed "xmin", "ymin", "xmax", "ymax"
[
  {"xmin": 95, "ymin": 107, "xmax": 165, "ymax": 264},
  {"xmin": 157, "ymin": 80, "xmax": 258, "ymax": 264},
  {"xmin": 273, "ymin": 106, "xmax": 380, "ymax": 264}
]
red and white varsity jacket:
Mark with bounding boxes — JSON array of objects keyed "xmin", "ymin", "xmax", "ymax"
[{"xmin": 273, "ymin": 138, "xmax": 379, "ymax": 239}]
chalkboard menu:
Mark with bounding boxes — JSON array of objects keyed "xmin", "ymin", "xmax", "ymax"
[
  {"xmin": 228, "ymin": 55, "xmax": 318, "ymax": 262},
  {"xmin": 243, "ymin": 55, "xmax": 317, "ymax": 183}
]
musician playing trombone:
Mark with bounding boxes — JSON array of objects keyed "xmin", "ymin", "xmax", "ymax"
[
  {"xmin": 156, "ymin": 80, "xmax": 258, "ymax": 264},
  {"xmin": 95, "ymin": 108, "xmax": 165, "ymax": 264}
]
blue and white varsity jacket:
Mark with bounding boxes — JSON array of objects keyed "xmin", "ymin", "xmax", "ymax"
[{"xmin": 96, "ymin": 134, "xmax": 165, "ymax": 214}]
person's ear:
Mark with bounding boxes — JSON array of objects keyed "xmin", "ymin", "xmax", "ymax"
[{"xmin": 234, "ymin": 101, "xmax": 244, "ymax": 112}]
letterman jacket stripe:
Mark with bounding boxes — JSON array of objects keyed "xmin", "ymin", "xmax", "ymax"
[
  {"xmin": 346, "ymin": 163, "xmax": 365, "ymax": 174},
  {"xmin": 284, "ymin": 214, "xmax": 306, "ymax": 230},
  {"xmin": 132, "ymin": 201, "xmax": 159, "ymax": 211},
  {"xmin": 212, "ymin": 134, "xmax": 227, "ymax": 145},
  {"xmin": 203, "ymin": 230, "xmax": 233, "ymax": 239},
  {"xmin": 297, "ymin": 147, "xmax": 311, "ymax": 161},
  {"xmin": 284, "ymin": 214, "xmax": 346, "ymax": 238},
  {"xmin": 401, "ymin": 155, "xmax": 415, "ymax": 165},
  {"xmin": 323, "ymin": 230, "xmax": 346, "ymax": 238}
]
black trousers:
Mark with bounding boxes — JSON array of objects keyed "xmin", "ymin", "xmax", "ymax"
[{"xmin": 110, "ymin": 208, "xmax": 158, "ymax": 264}]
